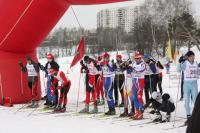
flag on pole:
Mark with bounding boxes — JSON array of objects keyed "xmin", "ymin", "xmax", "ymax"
[
  {"xmin": 70, "ymin": 36, "xmax": 84, "ymax": 68},
  {"xmin": 167, "ymin": 39, "xmax": 172, "ymax": 61},
  {"xmin": 173, "ymin": 40, "xmax": 177, "ymax": 64}
]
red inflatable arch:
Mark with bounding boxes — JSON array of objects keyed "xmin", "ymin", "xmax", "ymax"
[{"xmin": 0, "ymin": 0, "xmax": 128, "ymax": 103}]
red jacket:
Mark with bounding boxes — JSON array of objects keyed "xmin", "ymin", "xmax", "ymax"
[{"xmin": 55, "ymin": 71, "xmax": 69, "ymax": 88}]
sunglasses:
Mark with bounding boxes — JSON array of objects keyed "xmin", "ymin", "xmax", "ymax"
[{"xmin": 135, "ymin": 58, "xmax": 141, "ymax": 60}]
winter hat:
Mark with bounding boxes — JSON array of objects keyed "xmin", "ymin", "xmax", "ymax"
[
  {"xmin": 116, "ymin": 54, "xmax": 122, "ymax": 60},
  {"xmin": 46, "ymin": 53, "xmax": 54, "ymax": 60},
  {"xmin": 143, "ymin": 54, "xmax": 151, "ymax": 59},
  {"xmin": 186, "ymin": 51, "xmax": 195, "ymax": 57},
  {"xmin": 84, "ymin": 56, "xmax": 90, "ymax": 62},
  {"xmin": 98, "ymin": 56, "xmax": 102, "ymax": 61},
  {"xmin": 134, "ymin": 51, "xmax": 142, "ymax": 59},
  {"xmin": 103, "ymin": 52, "xmax": 110, "ymax": 59},
  {"xmin": 151, "ymin": 91, "xmax": 161, "ymax": 100}
]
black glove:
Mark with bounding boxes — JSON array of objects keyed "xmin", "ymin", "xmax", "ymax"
[
  {"xmin": 38, "ymin": 62, "xmax": 41, "ymax": 67},
  {"xmin": 80, "ymin": 60, "xmax": 84, "ymax": 65},
  {"xmin": 178, "ymin": 56, "xmax": 186, "ymax": 63},
  {"xmin": 143, "ymin": 104, "xmax": 147, "ymax": 110}
]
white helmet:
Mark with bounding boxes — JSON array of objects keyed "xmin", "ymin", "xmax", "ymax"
[{"xmin": 152, "ymin": 91, "xmax": 161, "ymax": 100}]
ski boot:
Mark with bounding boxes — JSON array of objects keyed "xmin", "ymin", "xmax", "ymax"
[
  {"xmin": 184, "ymin": 115, "xmax": 191, "ymax": 126},
  {"xmin": 60, "ymin": 106, "xmax": 66, "ymax": 113},
  {"xmin": 41, "ymin": 95, "xmax": 47, "ymax": 100},
  {"xmin": 128, "ymin": 111, "xmax": 134, "ymax": 117},
  {"xmin": 130, "ymin": 108, "xmax": 139, "ymax": 119},
  {"xmin": 96, "ymin": 98, "xmax": 100, "ymax": 105},
  {"xmin": 31, "ymin": 101, "xmax": 39, "ymax": 108},
  {"xmin": 27, "ymin": 100, "xmax": 35, "ymax": 108},
  {"xmin": 105, "ymin": 107, "xmax": 116, "ymax": 115},
  {"xmin": 28, "ymin": 100, "xmax": 38, "ymax": 108},
  {"xmin": 114, "ymin": 101, "xmax": 118, "ymax": 107},
  {"xmin": 120, "ymin": 108, "xmax": 128, "ymax": 117},
  {"xmin": 118, "ymin": 102, "xmax": 124, "ymax": 107},
  {"xmin": 54, "ymin": 105, "xmax": 61, "ymax": 112},
  {"xmin": 161, "ymin": 115, "xmax": 170, "ymax": 123},
  {"xmin": 153, "ymin": 115, "xmax": 162, "ymax": 122},
  {"xmin": 79, "ymin": 104, "xmax": 89, "ymax": 114},
  {"xmin": 100, "ymin": 99, "xmax": 105, "ymax": 105},
  {"xmin": 133, "ymin": 111, "xmax": 143, "ymax": 120},
  {"xmin": 90, "ymin": 106, "xmax": 98, "ymax": 114}
]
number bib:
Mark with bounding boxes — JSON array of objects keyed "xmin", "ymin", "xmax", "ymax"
[
  {"xmin": 184, "ymin": 61, "xmax": 198, "ymax": 81},
  {"xmin": 26, "ymin": 64, "xmax": 38, "ymax": 77}
]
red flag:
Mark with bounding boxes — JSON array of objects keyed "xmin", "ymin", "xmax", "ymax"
[{"xmin": 70, "ymin": 36, "xmax": 84, "ymax": 68}]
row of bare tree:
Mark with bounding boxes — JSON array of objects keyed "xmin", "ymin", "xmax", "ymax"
[{"xmin": 39, "ymin": 0, "xmax": 200, "ymax": 57}]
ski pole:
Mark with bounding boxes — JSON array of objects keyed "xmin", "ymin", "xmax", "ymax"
[
  {"xmin": 172, "ymin": 73, "xmax": 181, "ymax": 127},
  {"xmin": 0, "ymin": 72, "xmax": 4, "ymax": 104},
  {"xmin": 14, "ymin": 99, "xmax": 33, "ymax": 114},
  {"xmin": 27, "ymin": 100, "xmax": 46, "ymax": 117},
  {"xmin": 76, "ymin": 72, "xmax": 82, "ymax": 112},
  {"xmin": 20, "ymin": 71, "xmax": 24, "ymax": 95},
  {"xmin": 117, "ymin": 74, "xmax": 121, "ymax": 115}
]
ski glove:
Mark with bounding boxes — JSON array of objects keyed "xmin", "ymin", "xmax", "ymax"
[{"xmin": 179, "ymin": 56, "xmax": 186, "ymax": 63}]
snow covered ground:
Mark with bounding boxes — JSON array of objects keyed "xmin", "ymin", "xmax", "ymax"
[{"xmin": 1, "ymin": 48, "xmax": 200, "ymax": 133}]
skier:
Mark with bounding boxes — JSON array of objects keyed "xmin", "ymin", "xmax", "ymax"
[
  {"xmin": 143, "ymin": 54, "xmax": 157, "ymax": 103},
  {"xmin": 119, "ymin": 59, "xmax": 135, "ymax": 117},
  {"xmin": 49, "ymin": 68, "xmax": 71, "ymax": 112},
  {"xmin": 99, "ymin": 52, "xmax": 116, "ymax": 115},
  {"xmin": 113, "ymin": 54, "xmax": 125, "ymax": 107},
  {"xmin": 19, "ymin": 56, "xmax": 40, "ymax": 108},
  {"xmin": 144, "ymin": 91, "xmax": 175, "ymax": 122},
  {"xmin": 178, "ymin": 51, "xmax": 200, "ymax": 125},
  {"xmin": 131, "ymin": 52, "xmax": 146, "ymax": 120},
  {"xmin": 38, "ymin": 53, "xmax": 59, "ymax": 108},
  {"xmin": 178, "ymin": 54, "xmax": 188, "ymax": 101},
  {"xmin": 79, "ymin": 56, "xmax": 98, "ymax": 114},
  {"xmin": 156, "ymin": 61, "xmax": 164, "ymax": 94},
  {"xmin": 95, "ymin": 55, "xmax": 105, "ymax": 105}
]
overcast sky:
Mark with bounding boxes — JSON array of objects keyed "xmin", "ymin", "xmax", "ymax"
[{"xmin": 54, "ymin": 0, "xmax": 200, "ymax": 30}]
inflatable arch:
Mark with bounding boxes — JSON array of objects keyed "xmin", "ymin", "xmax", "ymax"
[{"xmin": 0, "ymin": 0, "xmax": 128, "ymax": 103}]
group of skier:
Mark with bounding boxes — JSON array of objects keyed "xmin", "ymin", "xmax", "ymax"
[
  {"xmin": 19, "ymin": 54, "xmax": 71, "ymax": 112},
  {"xmin": 78, "ymin": 51, "xmax": 175, "ymax": 122},
  {"xmin": 18, "ymin": 50, "xmax": 200, "ymax": 125}
]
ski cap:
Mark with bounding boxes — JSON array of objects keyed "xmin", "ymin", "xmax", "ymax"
[
  {"xmin": 134, "ymin": 51, "xmax": 142, "ymax": 59},
  {"xmin": 97, "ymin": 55, "xmax": 102, "ymax": 61},
  {"xmin": 143, "ymin": 54, "xmax": 151, "ymax": 59},
  {"xmin": 116, "ymin": 54, "xmax": 122, "ymax": 60},
  {"xmin": 151, "ymin": 91, "xmax": 161, "ymax": 100},
  {"xmin": 46, "ymin": 53, "xmax": 54, "ymax": 60},
  {"xmin": 103, "ymin": 52, "xmax": 110, "ymax": 59},
  {"xmin": 186, "ymin": 51, "xmax": 195, "ymax": 57},
  {"xmin": 84, "ymin": 56, "xmax": 90, "ymax": 62}
]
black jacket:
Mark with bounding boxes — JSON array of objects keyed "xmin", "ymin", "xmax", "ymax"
[
  {"xmin": 186, "ymin": 92, "xmax": 200, "ymax": 133},
  {"xmin": 39, "ymin": 60, "xmax": 59, "ymax": 76}
]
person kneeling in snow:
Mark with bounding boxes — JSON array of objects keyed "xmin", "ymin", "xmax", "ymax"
[
  {"xmin": 49, "ymin": 68, "xmax": 71, "ymax": 112},
  {"xmin": 19, "ymin": 56, "xmax": 40, "ymax": 108},
  {"xmin": 144, "ymin": 91, "xmax": 175, "ymax": 122}
]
